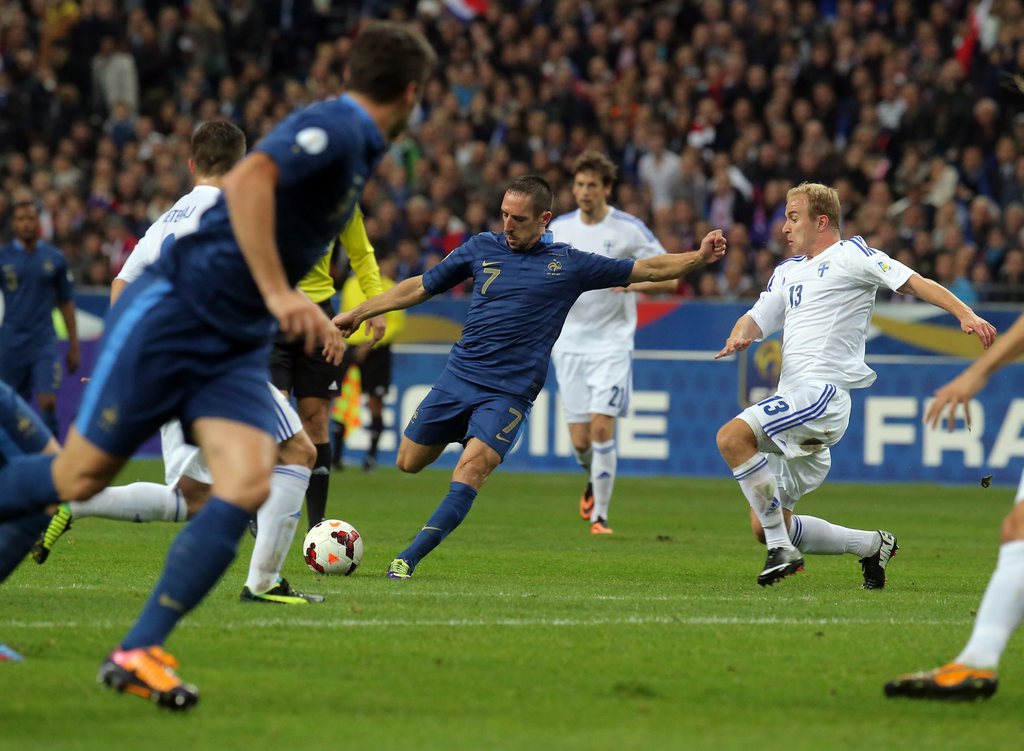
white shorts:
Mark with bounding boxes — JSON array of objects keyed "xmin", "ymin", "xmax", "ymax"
[
  {"xmin": 162, "ymin": 382, "xmax": 303, "ymax": 486},
  {"xmin": 737, "ymin": 383, "xmax": 851, "ymax": 503},
  {"xmin": 552, "ymin": 350, "xmax": 632, "ymax": 424}
]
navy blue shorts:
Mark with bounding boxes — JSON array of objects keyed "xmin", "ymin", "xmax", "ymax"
[
  {"xmin": 76, "ymin": 274, "xmax": 276, "ymax": 456},
  {"xmin": 403, "ymin": 370, "xmax": 531, "ymax": 461},
  {"xmin": 0, "ymin": 380, "xmax": 52, "ymax": 468},
  {"xmin": 0, "ymin": 342, "xmax": 62, "ymax": 399}
]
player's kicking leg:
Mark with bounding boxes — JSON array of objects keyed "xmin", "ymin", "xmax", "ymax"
[
  {"xmin": 756, "ymin": 450, "xmax": 899, "ymax": 589},
  {"xmin": 886, "ymin": 496, "xmax": 1024, "ymax": 701},
  {"xmin": 751, "ymin": 511, "xmax": 899, "ymax": 589},
  {"xmin": 717, "ymin": 419, "xmax": 803, "ymax": 586}
]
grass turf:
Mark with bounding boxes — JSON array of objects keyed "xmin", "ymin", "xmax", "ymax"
[{"xmin": 1, "ymin": 461, "xmax": 1021, "ymax": 750}]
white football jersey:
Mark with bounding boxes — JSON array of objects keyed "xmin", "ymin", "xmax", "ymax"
[
  {"xmin": 116, "ymin": 184, "xmax": 221, "ymax": 284},
  {"xmin": 746, "ymin": 236, "xmax": 914, "ymax": 392},
  {"xmin": 551, "ymin": 207, "xmax": 665, "ymax": 355}
]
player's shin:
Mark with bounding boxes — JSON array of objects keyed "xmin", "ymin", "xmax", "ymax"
[
  {"xmin": 591, "ymin": 439, "xmax": 617, "ymax": 522},
  {"xmin": 0, "ymin": 512, "xmax": 51, "ymax": 582},
  {"xmin": 305, "ymin": 443, "xmax": 331, "ymax": 529},
  {"xmin": 732, "ymin": 454, "xmax": 792, "ymax": 549},
  {"xmin": 244, "ymin": 465, "xmax": 311, "ymax": 593},
  {"xmin": 789, "ymin": 515, "xmax": 879, "ymax": 556},
  {"xmin": 69, "ymin": 483, "xmax": 186, "ymax": 523},
  {"xmin": 120, "ymin": 498, "xmax": 250, "ymax": 650},
  {"xmin": 396, "ymin": 481, "xmax": 477, "ymax": 569},
  {"xmin": 955, "ymin": 540, "xmax": 1024, "ymax": 669}
]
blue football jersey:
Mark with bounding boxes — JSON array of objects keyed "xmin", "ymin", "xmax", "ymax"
[
  {"xmin": 0, "ymin": 241, "xmax": 73, "ymax": 349},
  {"xmin": 423, "ymin": 232, "xmax": 634, "ymax": 400},
  {"xmin": 153, "ymin": 94, "xmax": 386, "ymax": 342}
]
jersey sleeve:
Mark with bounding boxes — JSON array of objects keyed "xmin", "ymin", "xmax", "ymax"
[
  {"xmin": 629, "ymin": 222, "xmax": 666, "ymax": 260},
  {"xmin": 254, "ymin": 106, "xmax": 357, "ymax": 186},
  {"xmin": 422, "ymin": 237, "xmax": 476, "ymax": 296},
  {"xmin": 848, "ymin": 239, "xmax": 914, "ymax": 292},
  {"xmin": 746, "ymin": 272, "xmax": 786, "ymax": 339},
  {"xmin": 339, "ymin": 206, "xmax": 383, "ymax": 298},
  {"xmin": 116, "ymin": 222, "xmax": 165, "ymax": 284},
  {"xmin": 570, "ymin": 246, "xmax": 634, "ymax": 292}
]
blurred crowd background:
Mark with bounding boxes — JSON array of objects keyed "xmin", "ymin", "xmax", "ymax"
[{"xmin": 2, "ymin": 0, "xmax": 1024, "ymax": 302}]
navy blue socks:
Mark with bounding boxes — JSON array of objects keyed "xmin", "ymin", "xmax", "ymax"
[
  {"xmin": 120, "ymin": 498, "xmax": 249, "ymax": 650},
  {"xmin": 398, "ymin": 481, "xmax": 477, "ymax": 570}
]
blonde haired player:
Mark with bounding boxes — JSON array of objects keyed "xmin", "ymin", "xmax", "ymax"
[
  {"xmin": 715, "ymin": 182, "xmax": 996, "ymax": 587},
  {"xmin": 550, "ymin": 151, "xmax": 676, "ymax": 534}
]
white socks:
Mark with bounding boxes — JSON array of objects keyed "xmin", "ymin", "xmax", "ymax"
[
  {"xmin": 591, "ymin": 439, "xmax": 616, "ymax": 522},
  {"xmin": 69, "ymin": 483, "xmax": 186, "ymax": 523},
  {"xmin": 732, "ymin": 454, "xmax": 791, "ymax": 549},
  {"xmin": 955, "ymin": 540, "xmax": 1024, "ymax": 669},
  {"xmin": 574, "ymin": 446, "xmax": 592, "ymax": 474},
  {"xmin": 789, "ymin": 515, "xmax": 880, "ymax": 557},
  {"xmin": 244, "ymin": 464, "xmax": 311, "ymax": 594}
]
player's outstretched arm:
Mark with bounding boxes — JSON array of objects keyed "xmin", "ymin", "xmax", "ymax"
[
  {"xmin": 629, "ymin": 229, "xmax": 726, "ymax": 283},
  {"xmin": 714, "ymin": 314, "xmax": 763, "ymax": 360},
  {"xmin": 898, "ymin": 274, "xmax": 997, "ymax": 349},
  {"xmin": 333, "ymin": 276, "xmax": 431, "ymax": 337},
  {"xmin": 926, "ymin": 312, "xmax": 1024, "ymax": 431}
]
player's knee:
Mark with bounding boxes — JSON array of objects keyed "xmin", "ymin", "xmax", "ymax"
[
  {"xmin": 716, "ymin": 423, "xmax": 738, "ymax": 456},
  {"xmin": 279, "ymin": 431, "xmax": 316, "ymax": 469},
  {"xmin": 177, "ymin": 477, "xmax": 211, "ymax": 517},
  {"xmin": 230, "ymin": 477, "xmax": 272, "ymax": 510},
  {"xmin": 61, "ymin": 472, "xmax": 108, "ymax": 503},
  {"xmin": 396, "ymin": 453, "xmax": 423, "ymax": 474}
]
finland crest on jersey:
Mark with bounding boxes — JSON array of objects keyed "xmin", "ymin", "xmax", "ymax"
[
  {"xmin": 550, "ymin": 207, "xmax": 665, "ymax": 355},
  {"xmin": 748, "ymin": 237, "xmax": 914, "ymax": 393}
]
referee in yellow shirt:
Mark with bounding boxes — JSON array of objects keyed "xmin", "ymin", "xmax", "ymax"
[
  {"xmin": 332, "ymin": 253, "xmax": 406, "ymax": 471},
  {"xmin": 270, "ymin": 207, "xmax": 384, "ymax": 529}
]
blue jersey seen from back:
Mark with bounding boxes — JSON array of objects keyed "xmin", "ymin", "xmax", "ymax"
[
  {"xmin": 152, "ymin": 95, "xmax": 386, "ymax": 343},
  {"xmin": 0, "ymin": 241, "xmax": 73, "ymax": 349},
  {"xmin": 423, "ymin": 232, "xmax": 634, "ymax": 400}
]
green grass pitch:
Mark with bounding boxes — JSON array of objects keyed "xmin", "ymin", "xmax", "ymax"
[{"xmin": 1, "ymin": 460, "xmax": 1021, "ymax": 750}]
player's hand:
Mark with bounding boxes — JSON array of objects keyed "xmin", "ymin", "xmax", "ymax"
[
  {"xmin": 321, "ymin": 325, "xmax": 346, "ymax": 366},
  {"xmin": 960, "ymin": 314, "xmax": 997, "ymax": 349},
  {"xmin": 66, "ymin": 345, "xmax": 80, "ymax": 374},
  {"xmin": 698, "ymin": 229, "xmax": 727, "ymax": 265},
  {"xmin": 925, "ymin": 368, "xmax": 989, "ymax": 432},
  {"xmin": 267, "ymin": 288, "xmax": 329, "ymax": 355},
  {"xmin": 332, "ymin": 310, "xmax": 360, "ymax": 338},
  {"xmin": 714, "ymin": 336, "xmax": 753, "ymax": 360},
  {"xmin": 366, "ymin": 314, "xmax": 386, "ymax": 346}
]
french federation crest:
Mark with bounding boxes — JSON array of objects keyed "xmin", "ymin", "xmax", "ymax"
[{"xmin": 818, "ymin": 260, "xmax": 830, "ymax": 277}]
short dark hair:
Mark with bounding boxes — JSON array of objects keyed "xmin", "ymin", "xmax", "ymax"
[
  {"xmin": 571, "ymin": 151, "xmax": 618, "ymax": 185},
  {"xmin": 12, "ymin": 199, "xmax": 38, "ymax": 215},
  {"xmin": 506, "ymin": 175, "xmax": 553, "ymax": 215},
  {"xmin": 347, "ymin": 21, "xmax": 437, "ymax": 103},
  {"xmin": 191, "ymin": 120, "xmax": 246, "ymax": 177}
]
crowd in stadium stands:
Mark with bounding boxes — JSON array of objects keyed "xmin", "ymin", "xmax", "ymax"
[{"xmin": 2, "ymin": 0, "xmax": 1024, "ymax": 302}]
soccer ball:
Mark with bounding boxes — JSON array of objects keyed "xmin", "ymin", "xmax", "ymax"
[{"xmin": 302, "ymin": 519, "xmax": 363, "ymax": 576}]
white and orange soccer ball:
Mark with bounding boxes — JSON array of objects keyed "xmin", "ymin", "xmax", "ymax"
[{"xmin": 302, "ymin": 519, "xmax": 363, "ymax": 576}]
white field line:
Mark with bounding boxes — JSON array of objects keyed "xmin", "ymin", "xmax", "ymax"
[{"xmin": 1, "ymin": 615, "xmax": 973, "ymax": 630}]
